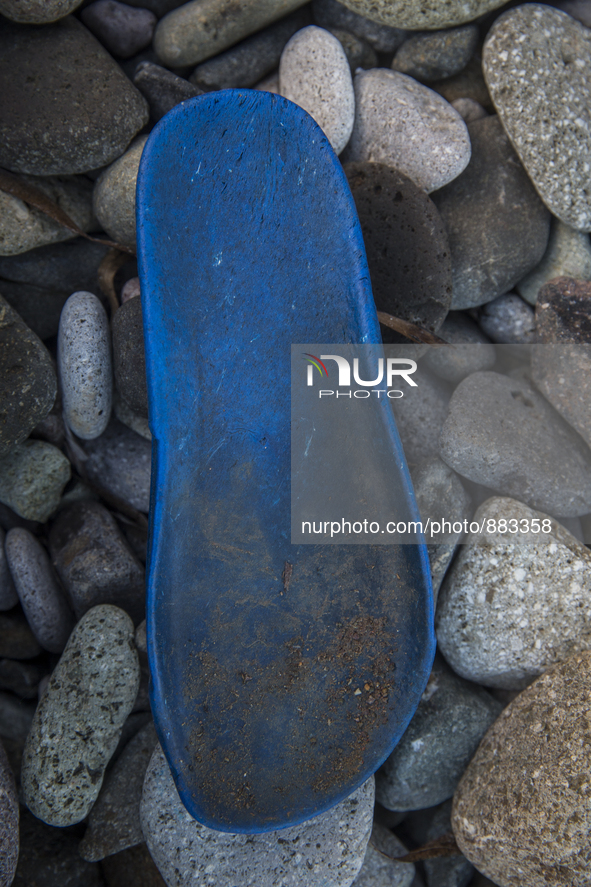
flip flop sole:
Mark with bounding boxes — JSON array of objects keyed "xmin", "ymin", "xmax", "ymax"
[{"xmin": 137, "ymin": 90, "xmax": 434, "ymax": 833}]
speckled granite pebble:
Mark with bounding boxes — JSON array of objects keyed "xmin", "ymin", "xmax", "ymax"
[
  {"xmin": 0, "ymin": 740, "xmax": 18, "ymax": 887},
  {"xmin": 5, "ymin": 528, "xmax": 74, "ymax": 653},
  {"xmin": 436, "ymin": 497, "xmax": 591, "ymax": 689},
  {"xmin": 58, "ymin": 291, "xmax": 112, "ymax": 440},
  {"xmin": 477, "ymin": 293, "xmax": 537, "ymax": 345},
  {"xmin": 336, "ymin": 0, "xmax": 507, "ymax": 30},
  {"xmin": 440, "ymin": 370, "xmax": 591, "ymax": 516},
  {"xmin": 94, "ymin": 137, "xmax": 147, "ymax": 249},
  {"xmin": 22, "ymin": 604, "xmax": 139, "ymax": 826},
  {"xmin": 49, "ymin": 500, "xmax": 145, "ymax": 623},
  {"xmin": 453, "ymin": 650, "xmax": 591, "ymax": 886},
  {"xmin": 345, "ymin": 162, "xmax": 451, "ymax": 336},
  {"xmin": 0, "ymin": 17, "xmax": 149, "ymax": 175},
  {"xmin": 80, "ymin": 721, "xmax": 157, "ymax": 860},
  {"xmin": 0, "ymin": 529, "xmax": 17, "ymax": 612},
  {"xmin": 483, "ymin": 4, "xmax": 591, "ymax": 231},
  {"xmin": 0, "ymin": 610, "xmax": 42, "ymax": 660},
  {"xmin": 392, "ymin": 26, "xmax": 478, "ymax": 82},
  {"xmin": 431, "ymin": 116, "xmax": 551, "ymax": 310},
  {"xmin": 82, "ymin": 0, "xmax": 156, "ymax": 58},
  {"xmin": 376, "ymin": 655, "xmax": 501, "ymax": 810},
  {"xmin": 312, "ymin": 0, "xmax": 406, "ymax": 52},
  {"xmin": 154, "ymin": 0, "xmax": 309, "ymax": 68},
  {"xmin": 82, "ymin": 418, "xmax": 151, "ymax": 513},
  {"xmin": 517, "ymin": 219, "xmax": 591, "ymax": 305},
  {"xmin": 343, "ymin": 69, "xmax": 470, "ymax": 193},
  {"xmin": 352, "ymin": 823, "xmax": 414, "ymax": 887},
  {"xmin": 0, "ymin": 0, "xmax": 83, "ymax": 22},
  {"xmin": 142, "ymin": 742, "xmax": 375, "ymax": 887},
  {"xmin": 280, "ymin": 26, "xmax": 354, "ymax": 155},
  {"xmin": 112, "ymin": 297, "xmax": 148, "ymax": 417},
  {"xmin": 424, "ymin": 312, "xmax": 495, "ymax": 383},
  {"xmin": 0, "ymin": 296, "xmax": 56, "ymax": 458},
  {"xmin": 0, "ymin": 441, "xmax": 71, "ymax": 523}
]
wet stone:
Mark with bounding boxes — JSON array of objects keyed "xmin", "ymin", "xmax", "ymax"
[
  {"xmin": 391, "ymin": 26, "xmax": 478, "ymax": 82},
  {"xmin": 352, "ymin": 823, "xmax": 415, "ymax": 887},
  {"xmin": 0, "ymin": 441, "xmax": 71, "ymax": 524},
  {"xmin": 517, "ymin": 219, "xmax": 591, "ymax": 306},
  {"xmin": 81, "ymin": 0, "xmax": 157, "ymax": 59},
  {"xmin": 0, "ymin": 529, "xmax": 18, "ymax": 612},
  {"xmin": 49, "ymin": 500, "xmax": 145, "ymax": 623},
  {"xmin": 436, "ymin": 497, "xmax": 591, "ymax": 689},
  {"xmin": 154, "ymin": 0, "xmax": 310, "ymax": 68},
  {"xmin": 345, "ymin": 163, "xmax": 452, "ymax": 337},
  {"xmin": 190, "ymin": 9, "xmax": 309, "ymax": 91},
  {"xmin": 0, "ymin": 16, "xmax": 149, "ymax": 175},
  {"xmin": 343, "ymin": 69, "xmax": 471, "ymax": 193},
  {"xmin": 0, "ymin": 657, "xmax": 44, "ymax": 699},
  {"xmin": 423, "ymin": 312, "xmax": 496, "ymax": 383},
  {"xmin": 133, "ymin": 62, "xmax": 203, "ymax": 122},
  {"xmin": 0, "ymin": 610, "xmax": 42, "ymax": 660},
  {"xmin": 0, "ymin": 0, "xmax": 84, "ymax": 23},
  {"xmin": 0, "ymin": 296, "xmax": 57, "ymax": 459},
  {"xmin": 0, "ymin": 239, "xmax": 110, "ymax": 298},
  {"xmin": 94, "ymin": 137, "xmax": 147, "ymax": 250},
  {"xmin": 439, "ymin": 370, "xmax": 591, "ymax": 516},
  {"xmin": 452, "ymin": 651, "xmax": 591, "ymax": 886},
  {"xmin": 333, "ymin": 0, "xmax": 507, "ymax": 30},
  {"xmin": 483, "ymin": 4, "xmax": 591, "ymax": 231},
  {"xmin": 80, "ymin": 721, "xmax": 158, "ymax": 861},
  {"xmin": 112, "ymin": 297, "xmax": 149, "ymax": 417},
  {"xmin": 82, "ymin": 418, "xmax": 151, "ymax": 514},
  {"xmin": 101, "ymin": 842, "xmax": 166, "ymax": 887},
  {"xmin": 477, "ymin": 293, "xmax": 537, "ymax": 345},
  {"xmin": 312, "ymin": 0, "xmax": 406, "ymax": 53},
  {"xmin": 431, "ymin": 116, "xmax": 551, "ymax": 311},
  {"xmin": 5, "ymin": 528, "xmax": 74, "ymax": 653},
  {"xmin": 376, "ymin": 654, "xmax": 501, "ymax": 811},
  {"xmin": 58, "ymin": 291, "xmax": 112, "ymax": 440},
  {"xmin": 141, "ymin": 742, "xmax": 375, "ymax": 887},
  {"xmin": 0, "ymin": 740, "xmax": 18, "ymax": 887},
  {"xmin": 279, "ymin": 26, "xmax": 354, "ymax": 156},
  {"xmin": 21, "ymin": 604, "xmax": 140, "ymax": 826}
]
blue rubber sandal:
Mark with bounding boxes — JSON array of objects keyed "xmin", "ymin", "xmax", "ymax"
[{"xmin": 137, "ymin": 90, "xmax": 435, "ymax": 833}]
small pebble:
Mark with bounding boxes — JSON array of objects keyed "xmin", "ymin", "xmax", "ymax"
[
  {"xmin": 112, "ymin": 296, "xmax": 149, "ymax": 417},
  {"xmin": 330, "ymin": 29, "xmax": 376, "ymax": 71},
  {"xmin": 58, "ymin": 291, "xmax": 112, "ymax": 440},
  {"xmin": 279, "ymin": 26, "xmax": 354, "ymax": 156},
  {"xmin": 332, "ymin": 0, "xmax": 507, "ymax": 30},
  {"xmin": 312, "ymin": 0, "xmax": 406, "ymax": 52},
  {"xmin": 453, "ymin": 650, "xmax": 591, "ymax": 885},
  {"xmin": 133, "ymin": 61, "xmax": 203, "ymax": 121},
  {"xmin": 0, "ymin": 529, "xmax": 18, "ymax": 612},
  {"xmin": 376, "ymin": 654, "xmax": 501, "ymax": 810},
  {"xmin": 190, "ymin": 9, "xmax": 309, "ymax": 91},
  {"xmin": 439, "ymin": 370, "xmax": 591, "ymax": 516},
  {"xmin": 391, "ymin": 367, "xmax": 451, "ymax": 469},
  {"xmin": 0, "ymin": 658, "xmax": 44, "ymax": 699},
  {"xmin": 142, "ymin": 742, "xmax": 375, "ymax": 887},
  {"xmin": 81, "ymin": 0, "xmax": 157, "ymax": 59},
  {"xmin": 49, "ymin": 500, "xmax": 145, "ymax": 623},
  {"xmin": 477, "ymin": 293, "xmax": 537, "ymax": 344},
  {"xmin": 0, "ymin": 610, "xmax": 42, "ymax": 660},
  {"xmin": 420, "ymin": 800, "xmax": 474, "ymax": 887},
  {"xmin": 101, "ymin": 842, "xmax": 167, "ymax": 887},
  {"xmin": 0, "ymin": 295, "xmax": 57, "ymax": 459},
  {"xmin": 483, "ymin": 4, "xmax": 591, "ymax": 231},
  {"xmin": 254, "ymin": 71, "xmax": 280, "ymax": 93},
  {"xmin": 431, "ymin": 116, "xmax": 551, "ymax": 310},
  {"xmin": 343, "ymin": 69, "xmax": 471, "ymax": 193},
  {"xmin": 0, "ymin": 0, "xmax": 83, "ymax": 23},
  {"xmin": 534, "ymin": 275, "xmax": 591, "ymax": 343},
  {"xmin": 113, "ymin": 392, "xmax": 152, "ymax": 441},
  {"xmin": 79, "ymin": 721, "xmax": 158, "ymax": 860},
  {"xmin": 391, "ymin": 26, "xmax": 478, "ymax": 82},
  {"xmin": 82, "ymin": 418, "xmax": 151, "ymax": 513},
  {"xmin": 21, "ymin": 604, "xmax": 140, "ymax": 826},
  {"xmin": 154, "ymin": 0, "xmax": 310, "ymax": 68},
  {"xmin": 0, "ymin": 17, "xmax": 149, "ymax": 175},
  {"xmin": 436, "ymin": 497, "xmax": 591, "ymax": 689},
  {"xmin": 5, "ymin": 528, "xmax": 74, "ymax": 653},
  {"xmin": 94, "ymin": 136, "xmax": 147, "ymax": 249},
  {"xmin": 352, "ymin": 823, "xmax": 415, "ymax": 887},
  {"xmin": 121, "ymin": 277, "xmax": 141, "ymax": 302},
  {"xmin": 450, "ymin": 97, "xmax": 487, "ymax": 123},
  {"xmin": 517, "ymin": 218, "xmax": 591, "ymax": 305},
  {"xmin": 0, "ymin": 441, "xmax": 71, "ymax": 523},
  {"xmin": 0, "ymin": 740, "xmax": 18, "ymax": 887},
  {"xmin": 423, "ymin": 312, "xmax": 496, "ymax": 383}
]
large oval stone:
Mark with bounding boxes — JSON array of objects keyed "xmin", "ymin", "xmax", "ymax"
[{"xmin": 334, "ymin": 0, "xmax": 508, "ymax": 31}]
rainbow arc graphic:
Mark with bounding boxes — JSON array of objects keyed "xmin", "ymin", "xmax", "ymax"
[{"xmin": 303, "ymin": 353, "xmax": 329, "ymax": 377}]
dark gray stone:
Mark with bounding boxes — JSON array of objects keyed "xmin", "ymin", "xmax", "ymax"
[
  {"xmin": 80, "ymin": 721, "xmax": 158, "ymax": 861},
  {"xmin": 190, "ymin": 8, "xmax": 309, "ymax": 91},
  {"xmin": 345, "ymin": 163, "xmax": 452, "ymax": 338},
  {"xmin": 133, "ymin": 61, "xmax": 203, "ymax": 121},
  {"xmin": 430, "ymin": 56, "xmax": 492, "ymax": 110},
  {"xmin": 312, "ymin": 0, "xmax": 407, "ymax": 52},
  {"xmin": 123, "ymin": 0, "xmax": 186, "ymax": 16},
  {"xmin": 49, "ymin": 500, "xmax": 145, "ymax": 623},
  {"xmin": 82, "ymin": 419, "xmax": 151, "ymax": 514},
  {"xmin": 352, "ymin": 822, "xmax": 415, "ymax": 887},
  {"xmin": 405, "ymin": 801, "xmax": 474, "ymax": 887},
  {"xmin": 112, "ymin": 297, "xmax": 149, "ymax": 417},
  {"xmin": 0, "ymin": 691, "xmax": 36, "ymax": 743},
  {"xmin": 0, "ymin": 239, "xmax": 110, "ymax": 296},
  {"xmin": 0, "ymin": 440, "xmax": 71, "ymax": 523},
  {"xmin": 0, "ymin": 657, "xmax": 44, "ymax": 699},
  {"xmin": 81, "ymin": 0, "xmax": 157, "ymax": 59},
  {"xmin": 0, "ymin": 528, "xmax": 18, "ymax": 611},
  {"xmin": 392, "ymin": 26, "xmax": 478, "ymax": 82},
  {"xmin": 451, "ymin": 97, "xmax": 487, "ymax": 123},
  {"xmin": 375, "ymin": 654, "xmax": 502, "ymax": 811},
  {"xmin": 330, "ymin": 29, "xmax": 376, "ymax": 70},
  {"xmin": 0, "ymin": 0, "xmax": 84, "ymax": 23},
  {"xmin": 0, "ymin": 610, "xmax": 42, "ymax": 660},
  {"xmin": 0, "ymin": 740, "xmax": 18, "ymax": 887},
  {"xmin": 391, "ymin": 366, "xmax": 452, "ymax": 469},
  {"xmin": 0, "ymin": 296, "xmax": 56, "ymax": 459},
  {"xmin": 5, "ymin": 528, "xmax": 74, "ymax": 654},
  {"xmin": 423, "ymin": 312, "xmax": 496, "ymax": 383},
  {"xmin": 101, "ymin": 842, "xmax": 166, "ymax": 887},
  {"xmin": 0, "ymin": 17, "xmax": 149, "ymax": 175},
  {"xmin": 431, "ymin": 116, "xmax": 551, "ymax": 310},
  {"xmin": 534, "ymin": 276, "xmax": 591, "ymax": 344},
  {"xmin": 477, "ymin": 293, "xmax": 537, "ymax": 344},
  {"xmin": 0, "ymin": 279, "xmax": 69, "ymax": 341}
]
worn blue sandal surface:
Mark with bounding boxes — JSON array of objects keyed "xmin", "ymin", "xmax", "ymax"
[{"xmin": 137, "ymin": 90, "xmax": 435, "ymax": 833}]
